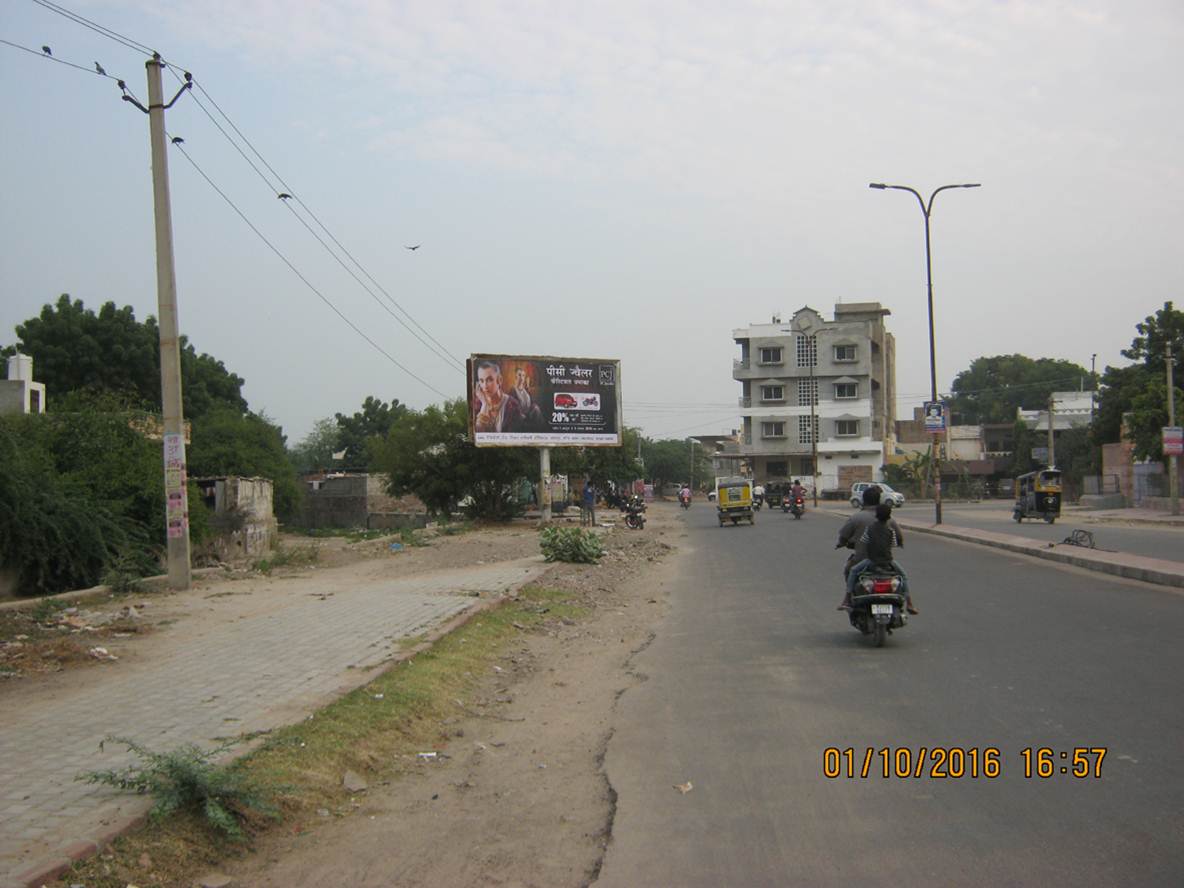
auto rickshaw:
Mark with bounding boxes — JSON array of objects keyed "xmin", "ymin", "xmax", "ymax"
[
  {"xmin": 764, "ymin": 480, "xmax": 791, "ymax": 509},
  {"xmin": 717, "ymin": 477, "xmax": 755, "ymax": 526},
  {"xmin": 1013, "ymin": 468, "xmax": 1062, "ymax": 524}
]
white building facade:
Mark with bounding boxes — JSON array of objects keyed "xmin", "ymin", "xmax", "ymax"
[{"xmin": 732, "ymin": 304, "xmax": 896, "ymax": 491}]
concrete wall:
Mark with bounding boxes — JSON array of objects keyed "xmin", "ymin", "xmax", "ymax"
[
  {"xmin": 301, "ymin": 473, "xmax": 428, "ymax": 529},
  {"xmin": 209, "ymin": 476, "xmax": 277, "ymax": 560}
]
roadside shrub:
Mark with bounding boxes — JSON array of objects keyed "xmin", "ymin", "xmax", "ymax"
[
  {"xmin": 539, "ymin": 526, "xmax": 604, "ymax": 563},
  {"xmin": 77, "ymin": 736, "xmax": 279, "ymax": 841}
]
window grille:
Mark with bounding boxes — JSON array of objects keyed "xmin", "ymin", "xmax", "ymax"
[
  {"xmin": 798, "ymin": 415, "xmax": 819, "ymax": 443},
  {"xmin": 798, "ymin": 377, "xmax": 818, "ymax": 406},
  {"xmin": 796, "ymin": 335, "xmax": 817, "ymax": 367}
]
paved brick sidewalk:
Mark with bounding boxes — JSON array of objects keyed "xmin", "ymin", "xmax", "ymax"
[{"xmin": 1, "ymin": 558, "xmax": 546, "ymax": 886}]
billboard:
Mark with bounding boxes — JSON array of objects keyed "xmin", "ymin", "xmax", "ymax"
[
  {"xmin": 923, "ymin": 400, "xmax": 947, "ymax": 433},
  {"xmin": 467, "ymin": 354, "xmax": 622, "ymax": 447}
]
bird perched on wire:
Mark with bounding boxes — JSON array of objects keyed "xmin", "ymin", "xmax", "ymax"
[
  {"xmin": 405, "ymin": 244, "xmax": 421, "ymax": 251},
  {"xmin": 95, "ymin": 62, "xmax": 106, "ymax": 76},
  {"xmin": 277, "ymin": 193, "xmax": 292, "ymax": 200},
  {"xmin": 171, "ymin": 136, "xmax": 184, "ymax": 145},
  {"xmin": 41, "ymin": 45, "xmax": 52, "ymax": 56}
]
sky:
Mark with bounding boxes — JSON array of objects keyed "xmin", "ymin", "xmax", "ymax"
[{"xmin": 2, "ymin": 0, "xmax": 1182, "ymax": 445}]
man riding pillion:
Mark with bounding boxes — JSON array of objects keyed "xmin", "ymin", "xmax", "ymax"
[{"xmin": 835, "ymin": 485, "xmax": 917, "ymax": 614}]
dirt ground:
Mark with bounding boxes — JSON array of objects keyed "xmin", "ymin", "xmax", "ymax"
[
  {"xmin": 188, "ymin": 506, "xmax": 682, "ymax": 888},
  {"xmin": 8, "ymin": 507, "xmax": 686, "ymax": 886}
]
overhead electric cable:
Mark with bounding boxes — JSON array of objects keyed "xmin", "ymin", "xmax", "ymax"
[
  {"xmin": 31, "ymin": 0, "xmax": 154, "ymax": 55},
  {"xmin": 30, "ymin": 0, "xmax": 464, "ymax": 371},
  {"xmin": 171, "ymin": 142, "xmax": 451, "ymax": 400},
  {"xmin": 0, "ymin": 36, "xmax": 121, "ymax": 78}
]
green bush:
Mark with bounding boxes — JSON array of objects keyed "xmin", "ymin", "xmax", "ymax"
[
  {"xmin": 77, "ymin": 736, "xmax": 278, "ymax": 841},
  {"xmin": 539, "ymin": 526, "xmax": 604, "ymax": 563}
]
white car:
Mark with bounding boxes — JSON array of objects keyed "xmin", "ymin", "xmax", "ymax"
[{"xmin": 850, "ymin": 482, "xmax": 905, "ymax": 508}]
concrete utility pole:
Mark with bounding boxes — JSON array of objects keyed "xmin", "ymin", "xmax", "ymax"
[
  {"xmin": 540, "ymin": 447, "xmax": 552, "ymax": 522},
  {"xmin": 809, "ymin": 356, "xmax": 819, "ymax": 507},
  {"xmin": 1168, "ymin": 346, "xmax": 1179, "ymax": 516},
  {"xmin": 1047, "ymin": 395, "xmax": 1056, "ymax": 468},
  {"xmin": 144, "ymin": 56, "xmax": 193, "ymax": 590}
]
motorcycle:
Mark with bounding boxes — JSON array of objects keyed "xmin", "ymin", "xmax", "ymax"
[
  {"xmin": 789, "ymin": 496, "xmax": 805, "ymax": 519},
  {"xmin": 679, "ymin": 493, "xmax": 691, "ymax": 510},
  {"xmin": 753, "ymin": 493, "xmax": 764, "ymax": 511},
  {"xmin": 623, "ymin": 498, "xmax": 647, "ymax": 529},
  {"xmin": 846, "ymin": 565, "xmax": 908, "ymax": 647}
]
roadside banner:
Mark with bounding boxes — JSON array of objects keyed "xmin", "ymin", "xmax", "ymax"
[
  {"xmin": 468, "ymin": 354, "xmax": 622, "ymax": 447},
  {"xmin": 1164, "ymin": 426, "xmax": 1183, "ymax": 456},
  {"xmin": 923, "ymin": 400, "xmax": 947, "ymax": 434}
]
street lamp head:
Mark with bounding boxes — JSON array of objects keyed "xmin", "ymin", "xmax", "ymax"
[{"xmin": 869, "ymin": 182, "xmax": 888, "ymax": 189}]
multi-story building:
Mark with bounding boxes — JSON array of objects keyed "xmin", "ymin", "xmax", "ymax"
[{"xmin": 732, "ymin": 303, "xmax": 896, "ymax": 491}]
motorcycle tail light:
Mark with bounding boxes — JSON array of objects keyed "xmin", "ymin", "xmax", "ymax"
[{"xmin": 871, "ymin": 579, "xmax": 896, "ymax": 594}]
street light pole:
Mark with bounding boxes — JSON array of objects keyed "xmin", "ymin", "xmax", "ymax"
[{"xmin": 869, "ymin": 182, "xmax": 980, "ymax": 525}]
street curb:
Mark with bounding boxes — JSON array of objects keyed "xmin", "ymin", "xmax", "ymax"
[
  {"xmin": 818, "ymin": 509, "xmax": 1184, "ymax": 590},
  {"xmin": 898, "ymin": 521, "xmax": 1184, "ymax": 589},
  {"xmin": 3, "ymin": 561, "xmax": 546, "ymax": 888},
  {"xmin": 0, "ymin": 567, "xmax": 227, "ymax": 613}
]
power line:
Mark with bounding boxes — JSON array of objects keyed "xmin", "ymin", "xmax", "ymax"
[
  {"xmin": 0, "ymin": 36, "xmax": 121, "ymax": 78},
  {"xmin": 170, "ymin": 142, "xmax": 452, "ymax": 400},
  {"xmin": 29, "ymin": 0, "xmax": 464, "ymax": 371},
  {"xmin": 30, "ymin": 0, "xmax": 154, "ymax": 56}
]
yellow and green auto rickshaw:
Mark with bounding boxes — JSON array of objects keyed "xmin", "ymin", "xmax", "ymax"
[
  {"xmin": 716, "ymin": 477, "xmax": 755, "ymax": 527},
  {"xmin": 1013, "ymin": 468, "xmax": 1062, "ymax": 524}
]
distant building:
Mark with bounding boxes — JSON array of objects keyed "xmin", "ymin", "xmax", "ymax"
[
  {"xmin": 1018, "ymin": 391, "xmax": 1094, "ymax": 433},
  {"xmin": 0, "ymin": 354, "xmax": 46, "ymax": 415},
  {"xmin": 732, "ymin": 303, "xmax": 896, "ymax": 491}
]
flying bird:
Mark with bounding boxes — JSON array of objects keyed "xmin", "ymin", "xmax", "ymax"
[
  {"xmin": 277, "ymin": 193, "xmax": 292, "ymax": 200},
  {"xmin": 94, "ymin": 62, "xmax": 106, "ymax": 76},
  {"xmin": 405, "ymin": 244, "xmax": 421, "ymax": 251},
  {"xmin": 171, "ymin": 136, "xmax": 184, "ymax": 145},
  {"xmin": 41, "ymin": 45, "xmax": 51, "ymax": 56}
]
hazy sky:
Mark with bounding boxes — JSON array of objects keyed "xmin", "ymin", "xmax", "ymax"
[{"xmin": 3, "ymin": 1, "xmax": 1181, "ymax": 444}]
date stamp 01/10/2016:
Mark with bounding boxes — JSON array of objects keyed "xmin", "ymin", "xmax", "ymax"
[{"xmin": 823, "ymin": 747, "xmax": 1108, "ymax": 780}]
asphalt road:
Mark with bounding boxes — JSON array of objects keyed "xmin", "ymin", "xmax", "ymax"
[
  {"xmin": 597, "ymin": 504, "xmax": 1184, "ymax": 888},
  {"xmin": 885, "ymin": 500, "xmax": 1184, "ymax": 563}
]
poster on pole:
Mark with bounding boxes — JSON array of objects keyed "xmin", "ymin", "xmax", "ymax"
[
  {"xmin": 467, "ymin": 354, "xmax": 622, "ymax": 447},
  {"xmin": 923, "ymin": 400, "xmax": 947, "ymax": 434},
  {"xmin": 1164, "ymin": 426, "xmax": 1183, "ymax": 456}
]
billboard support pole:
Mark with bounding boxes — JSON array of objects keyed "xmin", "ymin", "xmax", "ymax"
[{"xmin": 540, "ymin": 447, "xmax": 552, "ymax": 522}]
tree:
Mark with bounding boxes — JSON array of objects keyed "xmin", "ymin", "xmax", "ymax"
[
  {"xmin": 369, "ymin": 399, "xmax": 535, "ymax": 521},
  {"xmin": 335, "ymin": 396, "xmax": 408, "ymax": 467},
  {"xmin": 187, "ymin": 408, "xmax": 301, "ymax": 521},
  {"xmin": 1, "ymin": 295, "xmax": 246, "ymax": 420},
  {"xmin": 1096, "ymin": 302, "xmax": 1184, "ymax": 461},
  {"xmin": 949, "ymin": 355, "xmax": 1092, "ymax": 424},
  {"xmin": 548, "ymin": 427, "xmax": 644, "ymax": 489},
  {"xmin": 641, "ymin": 438, "xmax": 698, "ymax": 489},
  {"xmin": 288, "ymin": 418, "xmax": 342, "ymax": 474}
]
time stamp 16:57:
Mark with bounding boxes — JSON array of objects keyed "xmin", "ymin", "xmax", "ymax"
[{"xmin": 822, "ymin": 747, "xmax": 1108, "ymax": 780}]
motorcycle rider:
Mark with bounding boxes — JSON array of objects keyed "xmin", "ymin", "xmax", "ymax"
[
  {"xmin": 753, "ymin": 482, "xmax": 765, "ymax": 509},
  {"xmin": 678, "ymin": 484, "xmax": 692, "ymax": 506},
  {"xmin": 835, "ymin": 485, "xmax": 916, "ymax": 613},
  {"xmin": 790, "ymin": 478, "xmax": 806, "ymax": 504},
  {"xmin": 843, "ymin": 503, "xmax": 916, "ymax": 614}
]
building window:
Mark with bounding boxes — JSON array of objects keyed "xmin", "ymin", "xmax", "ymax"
[
  {"xmin": 796, "ymin": 335, "xmax": 817, "ymax": 367},
  {"xmin": 762, "ymin": 421, "xmax": 786, "ymax": 438},
  {"xmin": 834, "ymin": 344, "xmax": 857, "ymax": 362},
  {"xmin": 760, "ymin": 384, "xmax": 785, "ymax": 402},
  {"xmin": 797, "ymin": 377, "xmax": 818, "ymax": 406},
  {"xmin": 836, "ymin": 419, "xmax": 859, "ymax": 437},
  {"xmin": 798, "ymin": 415, "xmax": 819, "ymax": 444},
  {"xmin": 834, "ymin": 382, "xmax": 858, "ymax": 399},
  {"xmin": 758, "ymin": 346, "xmax": 783, "ymax": 365}
]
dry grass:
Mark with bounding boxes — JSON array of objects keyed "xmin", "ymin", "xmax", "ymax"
[{"xmin": 60, "ymin": 585, "xmax": 584, "ymax": 888}]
